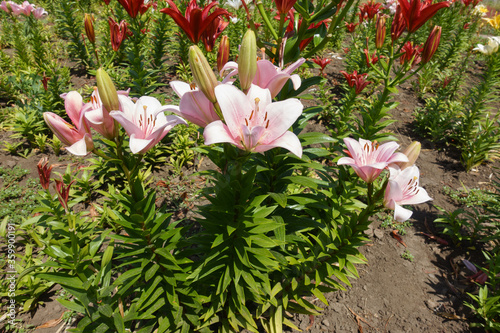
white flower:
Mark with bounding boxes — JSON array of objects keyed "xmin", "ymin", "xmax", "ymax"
[
  {"xmin": 225, "ymin": 0, "xmax": 242, "ymax": 10},
  {"xmin": 472, "ymin": 4, "xmax": 488, "ymax": 16},
  {"xmin": 230, "ymin": 16, "xmax": 239, "ymax": 24},
  {"xmin": 473, "ymin": 37, "xmax": 499, "ymax": 55}
]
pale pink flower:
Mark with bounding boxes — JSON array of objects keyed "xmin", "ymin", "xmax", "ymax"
[
  {"xmin": 0, "ymin": 1, "xmax": 11, "ymax": 13},
  {"xmin": 384, "ymin": 166, "xmax": 432, "ymax": 222},
  {"xmin": 204, "ymin": 84, "xmax": 303, "ymax": 157},
  {"xmin": 110, "ymin": 95, "xmax": 187, "ymax": 154},
  {"xmin": 221, "ymin": 58, "xmax": 306, "ymax": 98},
  {"xmin": 83, "ymin": 88, "xmax": 130, "ymax": 140},
  {"xmin": 8, "ymin": 1, "xmax": 23, "ymax": 15},
  {"xmin": 166, "ymin": 81, "xmax": 220, "ymax": 128},
  {"xmin": 337, "ymin": 138, "xmax": 408, "ymax": 183},
  {"xmin": 43, "ymin": 91, "xmax": 94, "ymax": 156},
  {"xmin": 32, "ymin": 6, "xmax": 47, "ymax": 19}
]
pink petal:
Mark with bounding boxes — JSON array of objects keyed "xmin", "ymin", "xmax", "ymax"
[
  {"xmin": 282, "ymin": 58, "xmax": 306, "ymax": 75},
  {"xmin": 337, "ymin": 156, "xmax": 355, "ymax": 166},
  {"xmin": 170, "ymin": 81, "xmax": 191, "ymax": 98},
  {"xmin": 66, "ymin": 134, "xmax": 93, "ymax": 156},
  {"xmin": 214, "ymin": 84, "xmax": 252, "ymax": 139},
  {"xmin": 109, "ymin": 111, "xmax": 143, "ymax": 138},
  {"xmin": 129, "ymin": 134, "xmax": 153, "ymax": 154},
  {"xmin": 64, "ymin": 91, "xmax": 83, "ymax": 126},
  {"xmin": 203, "ymin": 120, "xmax": 241, "ymax": 148},
  {"xmin": 179, "ymin": 90, "xmax": 219, "ymax": 127},
  {"xmin": 384, "ymin": 180, "xmax": 404, "ymax": 207},
  {"xmin": 261, "ymin": 98, "xmax": 302, "ymax": 143},
  {"xmin": 393, "ymin": 203, "xmax": 413, "ymax": 222},
  {"xmin": 254, "ymin": 130, "xmax": 302, "ymax": 158},
  {"xmin": 289, "ymin": 74, "xmax": 302, "ymax": 90}
]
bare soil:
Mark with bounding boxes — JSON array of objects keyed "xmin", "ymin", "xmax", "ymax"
[{"xmin": 1, "ymin": 52, "xmax": 498, "ymax": 332}]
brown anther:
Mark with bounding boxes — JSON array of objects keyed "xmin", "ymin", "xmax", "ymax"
[
  {"xmin": 264, "ymin": 112, "xmax": 268, "ymax": 121},
  {"xmin": 245, "ymin": 118, "xmax": 249, "ymax": 126},
  {"xmin": 249, "ymin": 110, "xmax": 254, "ymax": 120},
  {"xmin": 189, "ymin": 82, "xmax": 197, "ymax": 90},
  {"xmin": 265, "ymin": 119, "xmax": 270, "ymax": 128}
]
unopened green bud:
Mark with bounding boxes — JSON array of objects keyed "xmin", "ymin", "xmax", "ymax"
[
  {"xmin": 96, "ymin": 68, "xmax": 120, "ymax": 112},
  {"xmin": 189, "ymin": 45, "xmax": 218, "ymax": 103},
  {"xmin": 238, "ymin": 29, "xmax": 257, "ymax": 93}
]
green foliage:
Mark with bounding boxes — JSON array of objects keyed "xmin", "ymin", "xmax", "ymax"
[
  {"xmin": 54, "ymin": 0, "xmax": 89, "ymax": 66},
  {"xmin": 0, "ymin": 167, "xmax": 40, "ymax": 225},
  {"xmin": 443, "ymin": 186, "xmax": 498, "ymax": 208}
]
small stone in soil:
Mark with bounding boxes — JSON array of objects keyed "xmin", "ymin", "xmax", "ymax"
[{"xmin": 374, "ymin": 228, "xmax": 384, "ymax": 239}]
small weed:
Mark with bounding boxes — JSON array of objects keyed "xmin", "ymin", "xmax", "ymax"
[
  {"xmin": 443, "ymin": 185, "xmax": 497, "ymax": 208},
  {"xmin": 378, "ymin": 212, "xmax": 412, "ymax": 235},
  {"xmin": 401, "ymin": 249, "xmax": 415, "ymax": 262}
]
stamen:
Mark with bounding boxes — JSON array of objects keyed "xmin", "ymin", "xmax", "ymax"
[
  {"xmin": 265, "ymin": 119, "xmax": 270, "ymax": 129},
  {"xmin": 255, "ymin": 97, "xmax": 260, "ymax": 113},
  {"xmin": 245, "ymin": 118, "xmax": 249, "ymax": 126},
  {"xmin": 249, "ymin": 110, "xmax": 254, "ymax": 120},
  {"xmin": 189, "ymin": 82, "xmax": 197, "ymax": 90},
  {"xmin": 264, "ymin": 112, "xmax": 268, "ymax": 121}
]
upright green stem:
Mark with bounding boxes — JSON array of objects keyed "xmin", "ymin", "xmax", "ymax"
[{"xmin": 256, "ymin": 0, "xmax": 278, "ymax": 41}]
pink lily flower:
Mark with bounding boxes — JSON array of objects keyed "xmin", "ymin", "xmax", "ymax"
[
  {"xmin": 9, "ymin": 1, "xmax": 24, "ymax": 15},
  {"xmin": 204, "ymin": 84, "xmax": 303, "ymax": 157},
  {"xmin": 221, "ymin": 58, "xmax": 305, "ymax": 98},
  {"xmin": 109, "ymin": 95, "xmax": 187, "ymax": 154},
  {"xmin": 337, "ymin": 138, "xmax": 408, "ymax": 183},
  {"xmin": 32, "ymin": 6, "xmax": 47, "ymax": 19},
  {"xmin": 83, "ymin": 88, "xmax": 130, "ymax": 140},
  {"xmin": 0, "ymin": 1, "xmax": 11, "ymax": 13},
  {"xmin": 384, "ymin": 166, "xmax": 432, "ymax": 222},
  {"xmin": 166, "ymin": 81, "xmax": 220, "ymax": 128},
  {"xmin": 43, "ymin": 91, "xmax": 94, "ymax": 156}
]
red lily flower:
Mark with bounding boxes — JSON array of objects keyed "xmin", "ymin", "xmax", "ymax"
[
  {"xmin": 299, "ymin": 19, "xmax": 331, "ymax": 50},
  {"xmin": 340, "ymin": 70, "xmax": 372, "ymax": 95},
  {"xmin": 359, "ymin": 0, "xmax": 382, "ymax": 22},
  {"xmin": 161, "ymin": 0, "xmax": 230, "ymax": 44},
  {"xmin": 41, "ymin": 74, "xmax": 50, "ymax": 91},
  {"xmin": 202, "ymin": 15, "xmax": 230, "ymax": 51},
  {"xmin": 55, "ymin": 177, "xmax": 75, "ymax": 211},
  {"xmin": 312, "ymin": 56, "xmax": 331, "ymax": 76},
  {"xmin": 397, "ymin": 0, "xmax": 450, "ymax": 33},
  {"xmin": 364, "ymin": 49, "xmax": 379, "ymax": 67},
  {"xmin": 37, "ymin": 157, "xmax": 53, "ymax": 190},
  {"xmin": 345, "ymin": 22, "xmax": 359, "ymax": 32},
  {"xmin": 108, "ymin": 17, "xmax": 132, "ymax": 51},
  {"xmin": 275, "ymin": 0, "xmax": 297, "ymax": 15},
  {"xmin": 400, "ymin": 41, "xmax": 423, "ymax": 67},
  {"xmin": 117, "ymin": 0, "xmax": 152, "ymax": 18}
]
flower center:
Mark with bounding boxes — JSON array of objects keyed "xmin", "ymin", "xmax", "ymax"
[{"xmin": 138, "ymin": 105, "xmax": 156, "ymax": 136}]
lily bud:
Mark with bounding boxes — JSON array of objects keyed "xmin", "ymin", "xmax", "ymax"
[
  {"xmin": 422, "ymin": 26, "xmax": 441, "ymax": 63},
  {"xmin": 96, "ymin": 68, "xmax": 120, "ymax": 112},
  {"xmin": 84, "ymin": 13, "xmax": 95, "ymax": 44},
  {"xmin": 391, "ymin": 5, "xmax": 405, "ymax": 43},
  {"xmin": 238, "ymin": 29, "xmax": 257, "ymax": 93},
  {"xmin": 376, "ymin": 14, "xmax": 386, "ymax": 49},
  {"xmin": 189, "ymin": 45, "xmax": 218, "ymax": 104},
  {"xmin": 394, "ymin": 141, "xmax": 421, "ymax": 170},
  {"xmin": 217, "ymin": 35, "xmax": 230, "ymax": 74}
]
